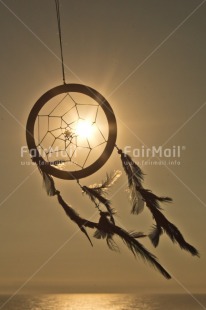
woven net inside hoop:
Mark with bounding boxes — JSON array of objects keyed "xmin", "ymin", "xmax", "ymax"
[{"xmin": 35, "ymin": 92, "xmax": 109, "ymax": 172}]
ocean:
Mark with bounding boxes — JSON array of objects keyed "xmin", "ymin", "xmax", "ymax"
[{"xmin": 0, "ymin": 294, "xmax": 205, "ymax": 310}]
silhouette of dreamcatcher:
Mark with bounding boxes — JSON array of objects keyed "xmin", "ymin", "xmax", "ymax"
[{"xmin": 26, "ymin": 0, "xmax": 199, "ymax": 280}]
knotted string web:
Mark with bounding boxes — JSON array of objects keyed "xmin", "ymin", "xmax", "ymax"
[{"xmin": 35, "ymin": 91, "xmax": 109, "ymax": 172}]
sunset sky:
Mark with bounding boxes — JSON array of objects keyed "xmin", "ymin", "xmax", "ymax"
[{"xmin": 0, "ymin": 0, "xmax": 205, "ymax": 296}]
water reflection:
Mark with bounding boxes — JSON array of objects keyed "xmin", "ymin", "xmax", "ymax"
[
  {"xmin": 0, "ymin": 294, "xmax": 153, "ymax": 310},
  {"xmin": 1, "ymin": 294, "xmax": 205, "ymax": 310}
]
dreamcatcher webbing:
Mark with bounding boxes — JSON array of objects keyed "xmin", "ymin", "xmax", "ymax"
[
  {"xmin": 26, "ymin": 0, "xmax": 199, "ymax": 281},
  {"xmin": 36, "ymin": 92, "xmax": 107, "ymax": 171}
]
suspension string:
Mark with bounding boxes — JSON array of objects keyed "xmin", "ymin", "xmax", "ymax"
[{"xmin": 55, "ymin": 0, "xmax": 66, "ymax": 84}]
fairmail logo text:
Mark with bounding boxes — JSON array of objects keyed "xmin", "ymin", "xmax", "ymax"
[{"xmin": 124, "ymin": 145, "xmax": 185, "ymax": 158}]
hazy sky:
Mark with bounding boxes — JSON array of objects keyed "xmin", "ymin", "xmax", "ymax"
[{"xmin": 0, "ymin": 0, "xmax": 206, "ymax": 297}]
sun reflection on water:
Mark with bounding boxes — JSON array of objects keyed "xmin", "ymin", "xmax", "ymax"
[
  {"xmin": 2, "ymin": 293, "xmax": 205, "ymax": 310},
  {"xmin": 27, "ymin": 294, "xmax": 152, "ymax": 310}
]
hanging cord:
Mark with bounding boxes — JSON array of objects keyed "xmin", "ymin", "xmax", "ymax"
[{"xmin": 55, "ymin": 0, "xmax": 66, "ymax": 84}]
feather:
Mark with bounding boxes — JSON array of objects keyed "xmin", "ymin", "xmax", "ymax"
[
  {"xmin": 138, "ymin": 187, "xmax": 172, "ymax": 210},
  {"xmin": 119, "ymin": 150, "xmax": 145, "ymax": 214},
  {"xmin": 129, "ymin": 231, "xmax": 147, "ymax": 239},
  {"xmin": 129, "ymin": 180, "xmax": 145, "ymax": 214},
  {"xmin": 104, "ymin": 170, "xmax": 122, "ymax": 188},
  {"xmin": 93, "ymin": 229, "xmax": 107, "ymax": 239},
  {"xmin": 38, "ymin": 167, "xmax": 57, "ymax": 196},
  {"xmin": 137, "ymin": 186, "xmax": 199, "ymax": 256},
  {"xmin": 118, "ymin": 148, "xmax": 199, "ymax": 257},
  {"xmin": 149, "ymin": 225, "xmax": 163, "ymax": 247},
  {"xmin": 96, "ymin": 212, "xmax": 171, "ymax": 279},
  {"xmin": 119, "ymin": 149, "xmax": 171, "ymax": 211},
  {"xmin": 82, "ymin": 185, "xmax": 116, "ymax": 224},
  {"xmin": 56, "ymin": 193, "xmax": 94, "ymax": 246},
  {"xmin": 42, "ymin": 173, "xmax": 57, "ymax": 196},
  {"xmin": 137, "ymin": 187, "xmax": 199, "ymax": 255},
  {"xmin": 56, "ymin": 207, "xmax": 171, "ymax": 278},
  {"xmin": 120, "ymin": 152, "xmax": 134, "ymax": 187},
  {"xmin": 93, "ymin": 225, "xmax": 119, "ymax": 251},
  {"xmin": 119, "ymin": 150, "xmax": 144, "ymax": 186},
  {"xmin": 91, "ymin": 170, "xmax": 122, "ymax": 195},
  {"xmin": 106, "ymin": 235, "xmax": 119, "ymax": 252},
  {"xmin": 114, "ymin": 225, "xmax": 171, "ymax": 279},
  {"xmin": 126, "ymin": 154, "xmax": 144, "ymax": 182},
  {"xmin": 98, "ymin": 211, "xmax": 115, "ymax": 232},
  {"xmin": 82, "ymin": 186, "xmax": 111, "ymax": 209},
  {"xmin": 147, "ymin": 203, "xmax": 199, "ymax": 256}
]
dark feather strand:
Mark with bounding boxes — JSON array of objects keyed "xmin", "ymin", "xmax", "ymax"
[
  {"xmin": 82, "ymin": 185, "xmax": 115, "ymax": 224},
  {"xmin": 129, "ymin": 180, "xmax": 145, "ymax": 214},
  {"xmin": 38, "ymin": 168, "xmax": 57, "ymax": 196},
  {"xmin": 97, "ymin": 212, "xmax": 171, "ymax": 279},
  {"xmin": 113, "ymin": 225, "xmax": 171, "ymax": 279},
  {"xmin": 57, "ymin": 193, "xmax": 94, "ymax": 246},
  {"xmin": 129, "ymin": 231, "xmax": 147, "ymax": 239},
  {"xmin": 119, "ymin": 152, "xmax": 134, "ymax": 186},
  {"xmin": 106, "ymin": 235, "xmax": 119, "ymax": 252},
  {"xmin": 138, "ymin": 187, "xmax": 172, "ymax": 210},
  {"xmin": 147, "ymin": 203, "xmax": 199, "ymax": 256},
  {"xmin": 118, "ymin": 148, "xmax": 199, "ymax": 257},
  {"xmin": 149, "ymin": 225, "xmax": 163, "ymax": 247},
  {"xmin": 137, "ymin": 187, "xmax": 199, "ymax": 256},
  {"xmin": 118, "ymin": 150, "xmax": 144, "ymax": 185}
]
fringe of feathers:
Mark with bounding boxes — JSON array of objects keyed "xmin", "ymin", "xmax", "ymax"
[
  {"xmin": 118, "ymin": 149, "xmax": 199, "ymax": 257},
  {"xmin": 37, "ymin": 167, "xmax": 171, "ymax": 279}
]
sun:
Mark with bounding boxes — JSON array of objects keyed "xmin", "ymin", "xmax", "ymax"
[{"xmin": 75, "ymin": 119, "xmax": 93, "ymax": 139}]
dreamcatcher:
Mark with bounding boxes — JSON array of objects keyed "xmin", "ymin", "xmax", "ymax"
[{"xmin": 26, "ymin": 0, "xmax": 199, "ymax": 280}]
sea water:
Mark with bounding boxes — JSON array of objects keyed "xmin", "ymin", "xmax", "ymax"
[{"xmin": 0, "ymin": 294, "xmax": 205, "ymax": 310}]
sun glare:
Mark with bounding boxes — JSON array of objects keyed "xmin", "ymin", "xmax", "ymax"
[{"xmin": 75, "ymin": 119, "xmax": 93, "ymax": 139}]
